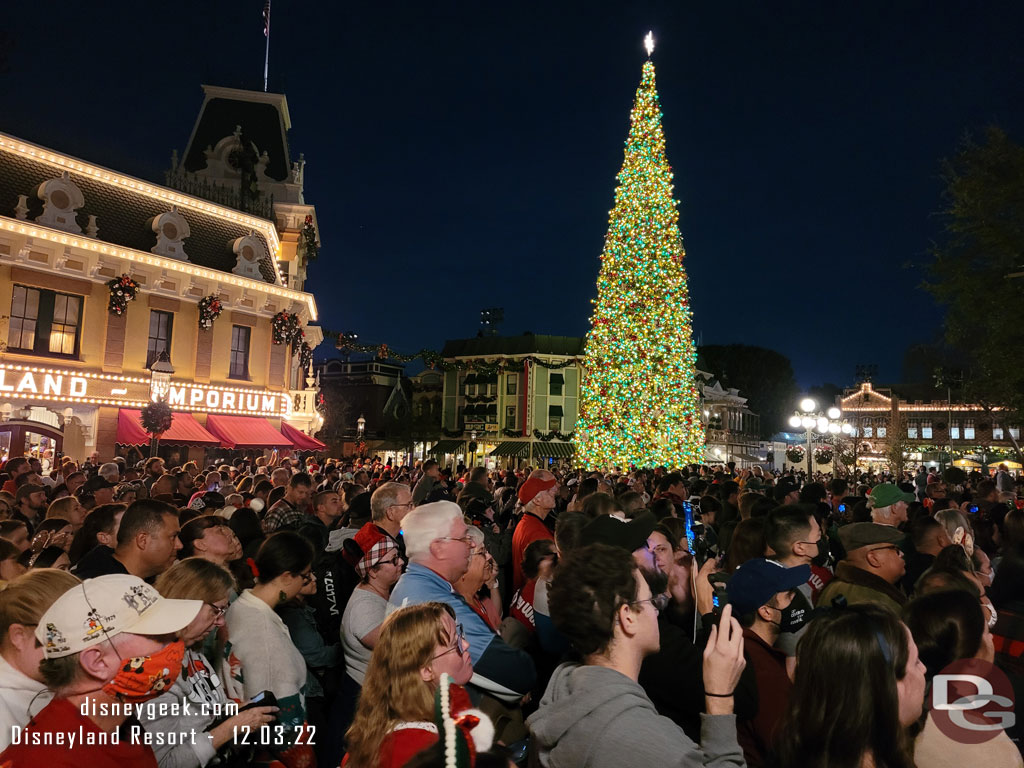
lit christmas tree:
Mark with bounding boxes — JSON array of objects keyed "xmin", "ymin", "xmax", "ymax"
[{"xmin": 576, "ymin": 34, "xmax": 705, "ymax": 469}]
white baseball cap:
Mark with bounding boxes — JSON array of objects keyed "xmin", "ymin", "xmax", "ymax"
[{"xmin": 36, "ymin": 574, "xmax": 202, "ymax": 658}]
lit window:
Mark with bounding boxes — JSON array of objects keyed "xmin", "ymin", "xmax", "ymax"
[
  {"xmin": 907, "ymin": 419, "xmax": 918, "ymax": 439},
  {"xmin": 993, "ymin": 425, "xmax": 1005, "ymax": 440},
  {"xmin": 922, "ymin": 420, "xmax": 933, "ymax": 439},
  {"xmin": 7, "ymin": 284, "xmax": 80, "ymax": 358},
  {"xmin": 964, "ymin": 419, "xmax": 975, "ymax": 440},
  {"xmin": 950, "ymin": 421, "xmax": 961, "ymax": 440}
]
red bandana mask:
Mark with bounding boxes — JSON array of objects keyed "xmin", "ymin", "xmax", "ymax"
[{"xmin": 102, "ymin": 639, "xmax": 186, "ymax": 702}]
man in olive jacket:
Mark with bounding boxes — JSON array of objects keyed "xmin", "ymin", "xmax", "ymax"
[{"xmin": 817, "ymin": 523, "xmax": 907, "ymax": 613}]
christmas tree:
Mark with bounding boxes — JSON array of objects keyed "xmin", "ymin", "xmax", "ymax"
[{"xmin": 576, "ymin": 36, "xmax": 705, "ymax": 469}]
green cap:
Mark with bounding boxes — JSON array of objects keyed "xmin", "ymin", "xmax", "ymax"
[
  {"xmin": 868, "ymin": 483, "xmax": 915, "ymax": 509},
  {"xmin": 837, "ymin": 522, "xmax": 905, "ymax": 552}
]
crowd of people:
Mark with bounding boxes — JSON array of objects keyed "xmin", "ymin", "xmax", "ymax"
[{"xmin": 0, "ymin": 450, "xmax": 1022, "ymax": 767}]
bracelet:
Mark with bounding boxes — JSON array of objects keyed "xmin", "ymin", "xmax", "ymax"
[{"xmin": 705, "ymin": 691, "xmax": 734, "ymax": 697}]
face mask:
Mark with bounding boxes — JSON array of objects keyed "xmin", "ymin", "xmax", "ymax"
[
  {"xmin": 102, "ymin": 639, "xmax": 185, "ymax": 702},
  {"xmin": 810, "ymin": 541, "xmax": 833, "ymax": 570},
  {"xmin": 768, "ymin": 603, "xmax": 807, "ymax": 634}
]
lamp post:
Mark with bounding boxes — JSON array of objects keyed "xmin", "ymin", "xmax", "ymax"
[
  {"xmin": 147, "ymin": 350, "xmax": 175, "ymax": 458},
  {"xmin": 356, "ymin": 414, "xmax": 366, "ymax": 457},
  {"xmin": 788, "ymin": 398, "xmax": 851, "ymax": 477}
]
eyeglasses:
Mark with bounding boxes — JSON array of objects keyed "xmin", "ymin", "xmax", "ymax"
[
  {"xmin": 205, "ymin": 602, "xmax": 229, "ymax": 618},
  {"xmin": 388, "ymin": 502, "xmax": 414, "ymax": 511},
  {"xmin": 630, "ymin": 594, "xmax": 670, "ymax": 613},
  {"xmin": 439, "ymin": 535, "xmax": 474, "ymax": 546},
  {"xmin": 433, "ymin": 623, "xmax": 467, "ymax": 659},
  {"xmin": 869, "ymin": 545, "xmax": 903, "ymax": 556},
  {"xmin": 381, "ymin": 553, "xmax": 402, "ymax": 567},
  {"xmin": 796, "ymin": 538, "xmax": 822, "ymax": 547}
]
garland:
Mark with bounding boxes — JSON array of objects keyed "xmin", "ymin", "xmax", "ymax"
[
  {"xmin": 140, "ymin": 400, "xmax": 173, "ymax": 436},
  {"xmin": 465, "ymin": 395, "xmax": 497, "ymax": 403},
  {"xmin": 533, "ymin": 429, "xmax": 575, "ymax": 442},
  {"xmin": 786, "ymin": 445, "xmax": 805, "ymax": 463},
  {"xmin": 198, "ymin": 294, "xmax": 223, "ymax": 330},
  {"xmin": 838, "ymin": 449, "xmax": 855, "ymax": 466},
  {"xmin": 502, "ymin": 428, "xmax": 522, "ymax": 438},
  {"xmin": 272, "ymin": 311, "xmax": 305, "ymax": 346},
  {"xmin": 301, "ymin": 214, "xmax": 319, "ymax": 261},
  {"xmin": 814, "ymin": 445, "xmax": 834, "ymax": 465},
  {"xmin": 298, "ymin": 341, "xmax": 313, "ymax": 373},
  {"xmin": 107, "ymin": 274, "xmax": 139, "ymax": 315}
]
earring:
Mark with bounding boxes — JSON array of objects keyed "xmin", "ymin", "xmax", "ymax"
[{"xmin": 278, "ymin": 590, "xmax": 288, "ymax": 604}]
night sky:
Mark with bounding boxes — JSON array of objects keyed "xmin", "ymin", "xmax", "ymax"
[{"xmin": 3, "ymin": 1, "xmax": 1023, "ymax": 388}]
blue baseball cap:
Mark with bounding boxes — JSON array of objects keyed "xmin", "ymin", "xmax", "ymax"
[{"xmin": 726, "ymin": 558, "xmax": 811, "ymax": 616}]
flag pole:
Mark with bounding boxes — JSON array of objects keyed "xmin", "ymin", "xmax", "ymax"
[{"xmin": 263, "ymin": 0, "xmax": 272, "ymax": 92}]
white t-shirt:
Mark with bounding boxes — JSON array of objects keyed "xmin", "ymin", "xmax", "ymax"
[{"xmin": 341, "ymin": 587, "xmax": 388, "ymax": 685}]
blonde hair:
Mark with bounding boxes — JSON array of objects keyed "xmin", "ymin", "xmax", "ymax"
[
  {"xmin": 0, "ymin": 568, "xmax": 81, "ymax": 641},
  {"xmin": 345, "ymin": 602, "xmax": 454, "ymax": 767},
  {"xmin": 46, "ymin": 497, "xmax": 77, "ymax": 520},
  {"xmin": 155, "ymin": 557, "xmax": 234, "ymax": 604}
]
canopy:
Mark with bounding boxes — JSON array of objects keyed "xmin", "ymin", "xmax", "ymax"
[
  {"xmin": 280, "ymin": 422, "xmax": 326, "ymax": 451},
  {"xmin": 490, "ymin": 441, "xmax": 530, "ymax": 457},
  {"xmin": 428, "ymin": 439, "xmax": 465, "ymax": 455},
  {"xmin": 988, "ymin": 460, "xmax": 1023, "ymax": 469},
  {"xmin": 116, "ymin": 409, "xmax": 220, "ymax": 447},
  {"xmin": 533, "ymin": 441, "xmax": 573, "ymax": 458},
  {"xmin": 204, "ymin": 414, "xmax": 293, "ymax": 449},
  {"xmin": 953, "ymin": 459, "xmax": 981, "ymax": 468}
]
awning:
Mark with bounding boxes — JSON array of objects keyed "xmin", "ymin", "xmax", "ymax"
[
  {"xmin": 280, "ymin": 422, "xmax": 327, "ymax": 451},
  {"xmin": 988, "ymin": 460, "xmax": 1023, "ymax": 469},
  {"xmin": 490, "ymin": 441, "xmax": 530, "ymax": 457},
  {"xmin": 205, "ymin": 414, "xmax": 293, "ymax": 449},
  {"xmin": 533, "ymin": 441, "xmax": 573, "ymax": 458},
  {"xmin": 428, "ymin": 439, "xmax": 465, "ymax": 455},
  {"xmin": 733, "ymin": 452, "xmax": 762, "ymax": 462},
  {"xmin": 549, "ymin": 405, "xmax": 564, "ymax": 417},
  {"xmin": 116, "ymin": 409, "xmax": 220, "ymax": 447}
]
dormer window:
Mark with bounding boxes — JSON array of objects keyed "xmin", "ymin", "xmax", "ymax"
[
  {"xmin": 35, "ymin": 172, "xmax": 85, "ymax": 234},
  {"xmin": 230, "ymin": 232, "xmax": 265, "ymax": 280},
  {"xmin": 150, "ymin": 208, "xmax": 191, "ymax": 261}
]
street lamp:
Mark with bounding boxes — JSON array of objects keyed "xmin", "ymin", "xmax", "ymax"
[
  {"xmin": 148, "ymin": 350, "xmax": 175, "ymax": 402},
  {"xmin": 356, "ymin": 415, "xmax": 366, "ymax": 437},
  {"xmin": 788, "ymin": 397, "xmax": 846, "ymax": 476}
]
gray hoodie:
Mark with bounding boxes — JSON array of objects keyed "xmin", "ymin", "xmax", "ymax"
[{"xmin": 527, "ymin": 662, "xmax": 745, "ymax": 768}]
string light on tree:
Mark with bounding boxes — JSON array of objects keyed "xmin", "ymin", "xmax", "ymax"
[{"xmin": 576, "ymin": 36, "xmax": 704, "ymax": 469}]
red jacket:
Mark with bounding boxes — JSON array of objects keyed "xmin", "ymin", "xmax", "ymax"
[{"xmin": 512, "ymin": 513, "xmax": 553, "ymax": 589}]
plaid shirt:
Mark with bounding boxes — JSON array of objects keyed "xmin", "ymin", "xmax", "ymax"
[{"xmin": 262, "ymin": 497, "xmax": 306, "ymax": 533}]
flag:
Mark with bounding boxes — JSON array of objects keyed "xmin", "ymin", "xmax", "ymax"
[{"xmin": 263, "ymin": 0, "xmax": 271, "ymax": 37}]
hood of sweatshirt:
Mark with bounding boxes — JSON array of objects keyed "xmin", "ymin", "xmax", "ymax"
[{"xmin": 526, "ymin": 663, "xmax": 657, "ymax": 766}]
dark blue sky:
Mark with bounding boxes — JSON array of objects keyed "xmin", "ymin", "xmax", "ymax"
[{"xmin": 3, "ymin": 1, "xmax": 1022, "ymax": 387}]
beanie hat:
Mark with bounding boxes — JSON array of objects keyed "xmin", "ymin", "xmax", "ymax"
[{"xmin": 434, "ymin": 672, "xmax": 494, "ymax": 767}]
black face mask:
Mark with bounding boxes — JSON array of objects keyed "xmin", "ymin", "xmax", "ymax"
[
  {"xmin": 810, "ymin": 540, "xmax": 833, "ymax": 570},
  {"xmin": 769, "ymin": 601, "xmax": 807, "ymax": 634}
]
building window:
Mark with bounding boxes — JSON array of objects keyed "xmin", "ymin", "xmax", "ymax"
[
  {"xmin": 921, "ymin": 420, "xmax": 933, "ymax": 439},
  {"xmin": 548, "ymin": 405, "xmax": 563, "ymax": 432},
  {"xmin": 964, "ymin": 419, "xmax": 975, "ymax": 440},
  {"xmin": 229, "ymin": 325, "xmax": 251, "ymax": 379},
  {"xmin": 549, "ymin": 373, "xmax": 564, "ymax": 397},
  {"xmin": 950, "ymin": 420, "xmax": 961, "ymax": 440},
  {"xmin": 506, "ymin": 374, "xmax": 518, "ymax": 396},
  {"xmin": 1011, "ymin": 426, "xmax": 1020, "ymax": 441},
  {"xmin": 993, "ymin": 424, "xmax": 1005, "ymax": 440},
  {"xmin": 907, "ymin": 419, "xmax": 918, "ymax": 439},
  {"xmin": 862, "ymin": 419, "xmax": 873, "ymax": 438},
  {"xmin": 877, "ymin": 423, "xmax": 887, "ymax": 438},
  {"xmin": 146, "ymin": 310, "xmax": 174, "ymax": 367},
  {"xmin": 505, "ymin": 406, "xmax": 517, "ymax": 430},
  {"xmin": 7, "ymin": 284, "xmax": 81, "ymax": 358}
]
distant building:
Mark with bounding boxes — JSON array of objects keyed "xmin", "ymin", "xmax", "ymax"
[
  {"xmin": 840, "ymin": 381, "xmax": 1021, "ymax": 470},
  {"xmin": 433, "ymin": 333, "xmax": 585, "ymax": 468},
  {"xmin": 697, "ymin": 372, "xmax": 764, "ymax": 468}
]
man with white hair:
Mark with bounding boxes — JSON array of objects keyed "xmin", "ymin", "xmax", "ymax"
[
  {"xmin": 370, "ymin": 481, "xmax": 413, "ymax": 559},
  {"xmin": 0, "ymin": 574, "xmax": 203, "ymax": 767},
  {"xmin": 389, "ymin": 501, "xmax": 536, "ymax": 700},
  {"xmin": 98, "ymin": 462, "xmax": 121, "ymax": 485},
  {"xmin": 867, "ymin": 483, "xmax": 913, "ymax": 527}
]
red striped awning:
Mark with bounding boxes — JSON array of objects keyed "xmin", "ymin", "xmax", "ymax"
[
  {"xmin": 116, "ymin": 409, "xmax": 220, "ymax": 447},
  {"xmin": 204, "ymin": 414, "xmax": 293, "ymax": 449},
  {"xmin": 280, "ymin": 422, "xmax": 327, "ymax": 451}
]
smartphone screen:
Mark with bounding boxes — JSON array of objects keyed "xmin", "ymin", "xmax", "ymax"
[{"xmin": 681, "ymin": 500, "xmax": 696, "ymax": 555}]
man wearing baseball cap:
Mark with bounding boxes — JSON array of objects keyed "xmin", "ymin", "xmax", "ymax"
[
  {"xmin": 867, "ymin": 483, "xmax": 914, "ymax": 527},
  {"xmin": 0, "ymin": 573, "xmax": 202, "ymax": 767},
  {"xmin": 817, "ymin": 522, "xmax": 908, "ymax": 614},
  {"xmin": 512, "ymin": 470, "xmax": 558, "ymax": 589},
  {"xmin": 726, "ymin": 558, "xmax": 810, "ymax": 766}
]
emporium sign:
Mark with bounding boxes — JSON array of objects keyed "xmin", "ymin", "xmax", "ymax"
[{"xmin": 0, "ymin": 363, "xmax": 288, "ymax": 418}]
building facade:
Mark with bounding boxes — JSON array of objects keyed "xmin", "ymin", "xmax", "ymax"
[
  {"xmin": 0, "ymin": 92, "xmax": 323, "ymax": 464},
  {"xmin": 698, "ymin": 372, "xmax": 763, "ymax": 467},
  {"xmin": 432, "ymin": 334, "xmax": 584, "ymax": 468},
  {"xmin": 840, "ymin": 381, "xmax": 1022, "ymax": 470}
]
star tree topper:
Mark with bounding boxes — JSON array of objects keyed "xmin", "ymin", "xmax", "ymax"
[{"xmin": 644, "ymin": 31, "xmax": 655, "ymax": 56}]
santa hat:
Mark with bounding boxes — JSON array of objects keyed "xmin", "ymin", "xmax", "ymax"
[
  {"xmin": 434, "ymin": 673, "xmax": 494, "ymax": 768},
  {"xmin": 517, "ymin": 475, "xmax": 558, "ymax": 505}
]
